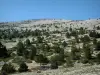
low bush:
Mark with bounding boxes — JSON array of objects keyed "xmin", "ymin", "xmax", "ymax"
[
  {"xmin": 1, "ymin": 63, "xmax": 16, "ymax": 74},
  {"xmin": 18, "ymin": 62, "xmax": 28, "ymax": 72},
  {"xmin": 50, "ymin": 62, "xmax": 58, "ymax": 69}
]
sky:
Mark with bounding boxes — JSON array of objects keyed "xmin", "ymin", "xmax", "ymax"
[{"xmin": 0, "ymin": 0, "xmax": 100, "ymax": 22}]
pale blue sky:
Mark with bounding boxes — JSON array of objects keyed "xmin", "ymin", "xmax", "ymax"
[{"xmin": 0, "ymin": 0, "xmax": 100, "ymax": 22}]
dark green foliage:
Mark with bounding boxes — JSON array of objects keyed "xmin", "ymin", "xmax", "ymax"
[
  {"xmin": 75, "ymin": 35, "xmax": 79, "ymax": 43},
  {"xmin": 32, "ymin": 37, "xmax": 35, "ymax": 44},
  {"xmin": 71, "ymin": 46, "xmax": 80, "ymax": 60},
  {"xmin": 66, "ymin": 57, "xmax": 74, "ymax": 67},
  {"xmin": 0, "ymin": 42, "xmax": 8, "ymax": 57},
  {"xmin": 80, "ymin": 35, "xmax": 90, "ymax": 43},
  {"xmin": 52, "ymin": 45, "xmax": 61, "ymax": 53},
  {"xmin": 50, "ymin": 62, "xmax": 58, "ymax": 69},
  {"xmin": 81, "ymin": 58, "xmax": 89, "ymax": 64},
  {"xmin": 96, "ymin": 53, "xmax": 100, "ymax": 64},
  {"xmin": 12, "ymin": 56, "xmax": 26, "ymax": 64},
  {"xmin": 50, "ymin": 52, "xmax": 65, "ymax": 65},
  {"xmin": 1, "ymin": 63, "xmax": 16, "ymax": 74},
  {"xmin": 17, "ymin": 41, "xmax": 25, "ymax": 56},
  {"xmin": 89, "ymin": 31, "xmax": 100, "ymax": 38},
  {"xmin": 93, "ymin": 38, "xmax": 97, "ymax": 45},
  {"xmin": 0, "ymin": 71, "xmax": 8, "ymax": 75},
  {"xmin": 79, "ymin": 27, "xmax": 86, "ymax": 35},
  {"xmin": 70, "ymin": 30, "xmax": 78, "ymax": 37},
  {"xmin": 34, "ymin": 54, "xmax": 49, "ymax": 64},
  {"xmin": 97, "ymin": 26, "xmax": 100, "ymax": 30},
  {"xmin": 62, "ymin": 41, "xmax": 68, "ymax": 47},
  {"xmin": 83, "ymin": 44, "xmax": 92, "ymax": 60},
  {"xmin": 29, "ymin": 45, "xmax": 37, "ymax": 60},
  {"xmin": 59, "ymin": 49, "xmax": 65, "ymax": 62},
  {"xmin": 69, "ymin": 27, "xmax": 72, "ymax": 32},
  {"xmin": 18, "ymin": 62, "xmax": 28, "ymax": 72},
  {"xmin": 25, "ymin": 39, "xmax": 31, "ymax": 46},
  {"xmin": 23, "ymin": 50, "xmax": 29, "ymax": 59},
  {"xmin": 43, "ymin": 32, "xmax": 50, "ymax": 37},
  {"xmin": 37, "ymin": 36, "xmax": 44, "ymax": 43},
  {"xmin": 89, "ymin": 31, "xmax": 97, "ymax": 38},
  {"xmin": 95, "ymin": 41, "xmax": 100, "ymax": 50},
  {"xmin": 66, "ymin": 32, "xmax": 71, "ymax": 38},
  {"xmin": 32, "ymin": 29, "xmax": 42, "ymax": 36}
]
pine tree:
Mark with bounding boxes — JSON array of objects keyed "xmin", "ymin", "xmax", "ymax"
[
  {"xmin": 93, "ymin": 38, "xmax": 97, "ymax": 45},
  {"xmin": 62, "ymin": 41, "xmax": 67, "ymax": 47},
  {"xmin": 25, "ymin": 39, "xmax": 31, "ymax": 46},
  {"xmin": 83, "ymin": 44, "xmax": 91, "ymax": 60},
  {"xmin": 29, "ymin": 45, "xmax": 37, "ymax": 60},
  {"xmin": 17, "ymin": 41, "xmax": 24, "ymax": 56}
]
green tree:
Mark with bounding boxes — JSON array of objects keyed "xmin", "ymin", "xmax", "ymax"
[
  {"xmin": 93, "ymin": 38, "xmax": 97, "ymax": 45},
  {"xmin": 37, "ymin": 36, "xmax": 44, "ymax": 43},
  {"xmin": 96, "ymin": 41, "xmax": 100, "ymax": 50},
  {"xmin": 0, "ymin": 42, "xmax": 8, "ymax": 57},
  {"xmin": 25, "ymin": 39, "xmax": 31, "ymax": 46},
  {"xmin": 66, "ymin": 32, "xmax": 71, "ymax": 38},
  {"xmin": 17, "ymin": 41, "xmax": 24, "ymax": 56},
  {"xmin": 66, "ymin": 56, "xmax": 73, "ymax": 67},
  {"xmin": 50, "ymin": 61, "xmax": 58, "ymax": 69},
  {"xmin": 18, "ymin": 62, "xmax": 28, "ymax": 72},
  {"xmin": 29, "ymin": 45, "xmax": 37, "ymax": 60},
  {"xmin": 62, "ymin": 41, "xmax": 67, "ymax": 47},
  {"xmin": 96, "ymin": 53, "xmax": 100, "ymax": 64},
  {"xmin": 34, "ymin": 54, "xmax": 49, "ymax": 66},
  {"xmin": 81, "ymin": 35, "xmax": 90, "ymax": 43},
  {"xmin": 71, "ymin": 46, "xmax": 80, "ymax": 60},
  {"xmin": 1, "ymin": 63, "xmax": 16, "ymax": 74},
  {"xmin": 83, "ymin": 44, "xmax": 92, "ymax": 60}
]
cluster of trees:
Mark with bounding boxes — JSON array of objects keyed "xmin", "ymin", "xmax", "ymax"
[
  {"xmin": 89, "ymin": 30, "xmax": 100, "ymax": 38},
  {"xmin": 66, "ymin": 27, "xmax": 87, "ymax": 38},
  {"xmin": 0, "ymin": 62, "xmax": 28, "ymax": 74},
  {"xmin": 0, "ymin": 29, "xmax": 42, "ymax": 40}
]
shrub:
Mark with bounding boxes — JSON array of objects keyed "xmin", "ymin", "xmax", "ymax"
[
  {"xmin": 50, "ymin": 62, "xmax": 58, "ymax": 69},
  {"xmin": 1, "ymin": 63, "xmax": 16, "ymax": 74},
  {"xmin": 81, "ymin": 58, "xmax": 89, "ymax": 64},
  {"xmin": 0, "ymin": 71, "xmax": 8, "ymax": 75},
  {"xmin": 83, "ymin": 45, "xmax": 92, "ymax": 60},
  {"xmin": 25, "ymin": 39, "xmax": 31, "ymax": 46},
  {"xmin": 26, "ymin": 59, "xmax": 32, "ymax": 63},
  {"xmin": 93, "ymin": 38, "xmax": 97, "ymax": 45},
  {"xmin": 95, "ymin": 41, "xmax": 100, "ymax": 50},
  {"xmin": 62, "ymin": 41, "xmax": 68, "ymax": 47},
  {"xmin": 66, "ymin": 57, "xmax": 74, "ymax": 67},
  {"xmin": 0, "ymin": 42, "xmax": 8, "ymax": 57},
  {"xmin": 96, "ymin": 53, "xmax": 100, "ymax": 64},
  {"xmin": 29, "ymin": 45, "xmax": 37, "ymax": 60},
  {"xmin": 12, "ymin": 56, "xmax": 26, "ymax": 64},
  {"xmin": 50, "ymin": 53, "xmax": 64, "ymax": 65},
  {"xmin": 17, "ymin": 41, "xmax": 25, "ymax": 56},
  {"xmin": 34, "ymin": 54, "xmax": 49, "ymax": 65},
  {"xmin": 18, "ymin": 62, "xmax": 28, "ymax": 72},
  {"xmin": 81, "ymin": 35, "xmax": 90, "ymax": 43}
]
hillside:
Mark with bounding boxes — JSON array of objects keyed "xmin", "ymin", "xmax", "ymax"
[{"xmin": 0, "ymin": 18, "xmax": 100, "ymax": 75}]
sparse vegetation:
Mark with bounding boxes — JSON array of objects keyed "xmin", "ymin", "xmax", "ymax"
[{"xmin": 0, "ymin": 19, "xmax": 100, "ymax": 75}]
